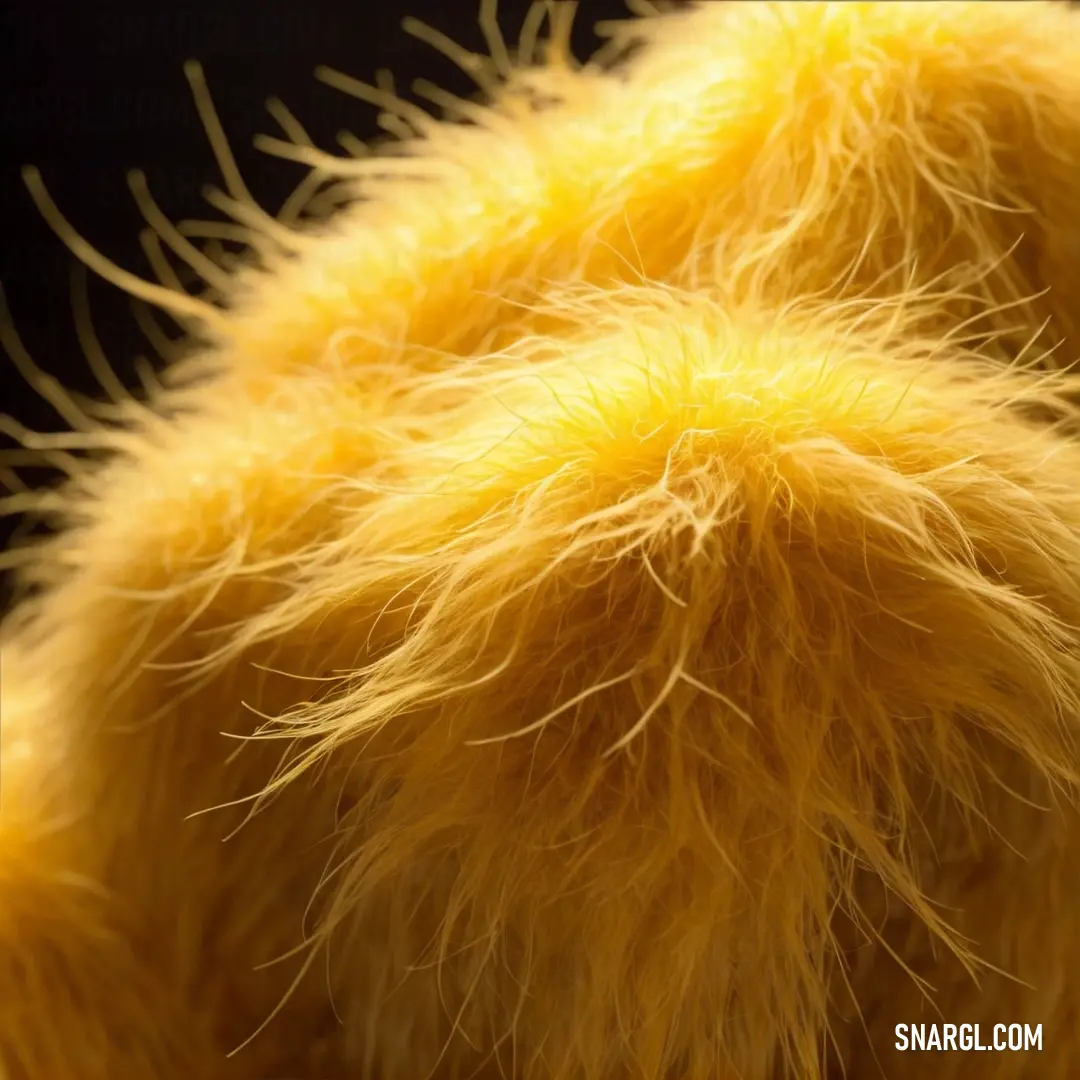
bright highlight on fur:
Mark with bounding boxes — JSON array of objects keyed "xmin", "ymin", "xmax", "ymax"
[{"xmin": 1, "ymin": 3, "xmax": 1079, "ymax": 1079}]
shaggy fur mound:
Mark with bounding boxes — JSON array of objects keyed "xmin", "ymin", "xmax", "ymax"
[{"xmin": 1, "ymin": 3, "xmax": 1079, "ymax": 1078}]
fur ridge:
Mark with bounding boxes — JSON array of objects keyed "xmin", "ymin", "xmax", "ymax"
[{"xmin": 2, "ymin": 3, "xmax": 1080, "ymax": 1078}]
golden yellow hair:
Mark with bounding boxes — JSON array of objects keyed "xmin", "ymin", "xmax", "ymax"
[{"xmin": 2, "ymin": 3, "xmax": 1079, "ymax": 1078}]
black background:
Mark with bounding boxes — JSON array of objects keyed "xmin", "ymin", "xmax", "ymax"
[{"xmin": 0, "ymin": 0, "xmax": 632, "ymax": 602}]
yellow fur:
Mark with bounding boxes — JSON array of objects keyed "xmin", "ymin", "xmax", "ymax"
[{"xmin": 2, "ymin": 3, "xmax": 1079, "ymax": 1078}]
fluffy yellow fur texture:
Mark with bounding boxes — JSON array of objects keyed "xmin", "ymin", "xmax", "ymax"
[{"xmin": 2, "ymin": 2, "xmax": 1080, "ymax": 1078}]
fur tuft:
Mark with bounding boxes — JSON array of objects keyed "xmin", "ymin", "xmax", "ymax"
[{"xmin": 2, "ymin": 3, "xmax": 1080, "ymax": 1078}]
